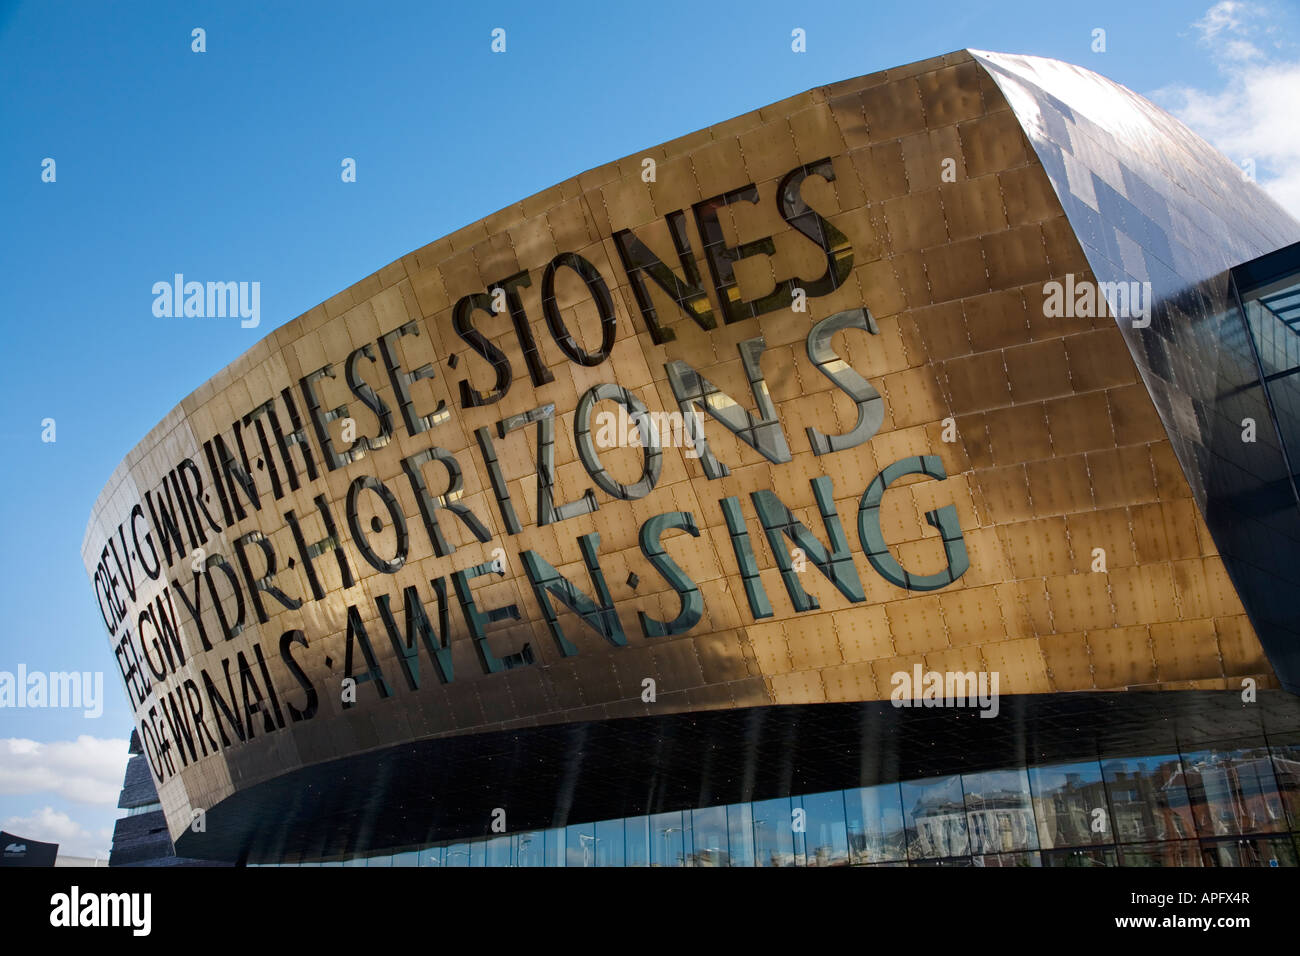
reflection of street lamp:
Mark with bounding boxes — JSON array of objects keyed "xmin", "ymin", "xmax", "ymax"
[
  {"xmin": 658, "ymin": 827, "xmax": 681, "ymax": 867},
  {"xmin": 446, "ymin": 847, "xmax": 469, "ymax": 867},
  {"xmin": 754, "ymin": 820, "xmax": 773, "ymax": 866},
  {"xmin": 578, "ymin": 833, "xmax": 602, "ymax": 867}
]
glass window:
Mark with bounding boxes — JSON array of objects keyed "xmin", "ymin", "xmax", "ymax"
[
  {"xmin": 543, "ymin": 827, "xmax": 565, "ymax": 867},
  {"xmin": 625, "ymin": 816, "xmax": 650, "ymax": 867},
  {"xmin": 964, "ymin": 769, "xmax": 1038, "ymax": 854},
  {"xmin": 911, "ymin": 856, "xmax": 973, "ymax": 867},
  {"xmin": 418, "ymin": 845, "xmax": 443, "ymax": 867},
  {"xmin": 972, "ymin": 851, "xmax": 1040, "ymax": 867},
  {"xmin": 727, "ymin": 803, "xmax": 755, "ymax": 867},
  {"xmin": 565, "ymin": 823, "xmax": 596, "ymax": 868},
  {"xmin": 1041, "ymin": 847, "xmax": 1118, "ymax": 867},
  {"xmin": 801, "ymin": 791, "xmax": 849, "ymax": 866},
  {"xmin": 1117, "ymin": 841, "xmax": 1202, "ymax": 867},
  {"xmin": 902, "ymin": 775, "xmax": 969, "ymax": 860},
  {"xmin": 1182, "ymin": 742, "xmax": 1287, "ymax": 837},
  {"xmin": 595, "ymin": 818, "xmax": 625, "ymax": 867},
  {"xmin": 650, "ymin": 811, "xmax": 686, "ymax": 867},
  {"xmin": 444, "ymin": 843, "xmax": 473, "ymax": 867},
  {"xmin": 690, "ymin": 806, "xmax": 729, "ymax": 867},
  {"xmin": 1269, "ymin": 735, "xmax": 1300, "ymax": 829},
  {"xmin": 1239, "ymin": 273, "xmax": 1300, "ymax": 492},
  {"xmin": 485, "ymin": 834, "xmax": 512, "ymax": 867},
  {"xmin": 682, "ymin": 808, "xmax": 695, "ymax": 865},
  {"xmin": 751, "ymin": 798, "xmax": 798, "ymax": 867},
  {"xmin": 1029, "ymin": 761, "xmax": 1111, "ymax": 848},
  {"xmin": 280, "ymin": 740, "xmax": 1300, "ymax": 868},
  {"xmin": 845, "ymin": 784, "xmax": 906, "ymax": 864},
  {"xmin": 1102, "ymin": 754, "xmax": 1195, "ymax": 843},
  {"xmin": 515, "ymin": 831, "xmax": 544, "ymax": 867},
  {"xmin": 1200, "ymin": 835, "xmax": 1298, "ymax": 867}
]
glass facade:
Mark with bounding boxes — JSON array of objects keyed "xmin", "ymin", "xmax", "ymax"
[
  {"xmin": 1235, "ymin": 245, "xmax": 1300, "ymax": 508},
  {"xmin": 253, "ymin": 732, "xmax": 1300, "ymax": 867}
]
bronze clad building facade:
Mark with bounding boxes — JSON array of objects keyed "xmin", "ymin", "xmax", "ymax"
[{"xmin": 85, "ymin": 49, "xmax": 1300, "ymax": 867}]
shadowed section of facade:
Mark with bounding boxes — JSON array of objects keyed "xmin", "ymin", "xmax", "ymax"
[{"xmin": 176, "ymin": 690, "xmax": 1300, "ymax": 863}]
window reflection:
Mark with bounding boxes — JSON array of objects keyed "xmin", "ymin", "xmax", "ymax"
[
  {"xmin": 485, "ymin": 834, "xmax": 512, "ymax": 867},
  {"xmin": 1041, "ymin": 847, "xmax": 1118, "ymax": 867},
  {"xmin": 1102, "ymin": 755, "xmax": 1195, "ymax": 843},
  {"xmin": 418, "ymin": 845, "xmax": 442, "ymax": 867},
  {"xmin": 515, "ymin": 831, "xmax": 544, "ymax": 868},
  {"xmin": 650, "ymin": 811, "xmax": 685, "ymax": 867},
  {"xmin": 625, "ymin": 816, "xmax": 650, "ymax": 867},
  {"xmin": 972, "ymin": 851, "xmax": 1040, "ymax": 867},
  {"xmin": 845, "ymin": 784, "xmax": 906, "ymax": 863},
  {"xmin": 1117, "ymin": 841, "xmax": 1202, "ymax": 867},
  {"xmin": 1181, "ymin": 742, "xmax": 1286, "ymax": 837},
  {"xmin": 963, "ymin": 769, "xmax": 1038, "ymax": 854},
  {"xmin": 727, "ymin": 803, "xmax": 755, "ymax": 867},
  {"xmin": 1030, "ymin": 761, "xmax": 1111, "ymax": 848},
  {"xmin": 752, "ymin": 798, "xmax": 798, "ymax": 867},
  {"xmin": 1200, "ymin": 835, "xmax": 1298, "ymax": 867},
  {"xmin": 543, "ymin": 827, "xmax": 564, "ymax": 867},
  {"xmin": 691, "ymin": 806, "xmax": 729, "ymax": 867},
  {"xmin": 444, "ymin": 843, "xmax": 472, "ymax": 867},
  {"xmin": 1269, "ymin": 735, "xmax": 1300, "ymax": 829},
  {"xmin": 902, "ymin": 776, "xmax": 969, "ymax": 860},
  {"xmin": 912, "ymin": 856, "xmax": 973, "ymax": 866},
  {"xmin": 565, "ymin": 823, "xmax": 596, "ymax": 867},
  {"xmin": 273, "ymin": 737, "xmax": 1300, "ymax": 868},
  {"xmin": 801, "ymin": 791, "xmax": 849, "ymax": 866},
  {"xmin": 595, "ymin": 818, "xmax": 625, "ymax": 867}
]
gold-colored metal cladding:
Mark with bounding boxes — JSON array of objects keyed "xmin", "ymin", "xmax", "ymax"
[{"xmin": 82, "ymin": 49, "xmax": 1277, "ymax": 845}]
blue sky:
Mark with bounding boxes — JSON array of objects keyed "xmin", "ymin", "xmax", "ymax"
[{"xmin": 1, "ymin": 0, "xmax": 1296, "ymax": 858}]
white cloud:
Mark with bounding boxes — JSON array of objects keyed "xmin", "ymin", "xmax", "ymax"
[
  {"xmin": 2, "ymin": 806, "xmax": 113, "ymax": 860},
  {"xmin": 0, "ymin": 735, "xmax": 129, "ymax": 805},
  {"xmin": 1195, "ymin": 1, "xmax": 1249, "ymax": 42},
  {"xmin": 1153, "ymin": 2, "xmax": 1300, "ymax": 219}
]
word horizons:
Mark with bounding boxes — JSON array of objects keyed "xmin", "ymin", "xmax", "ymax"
[
  {"xmin": 1042, "ymin": 273, "xmax": 1152, "ymax": 326},
  {"xmin": 151, "ymin": 274, "xmax": 260, "ymax": 328},
  {"xmin": 889, "ymin": 666, "xmax": 1000, "ymax": 718},
  {"xmin": 49, "ymin": 886, "xmax": 151, "ymax": 936},
  {"xmin": 0, "ymin": 666, "xmax": 103, "ymax": 718},
  {"xmin": 92, "ymin": 154, "xmax": 973, "ymax": 789}
]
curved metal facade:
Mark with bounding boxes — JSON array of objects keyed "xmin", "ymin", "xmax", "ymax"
[
  {"xmin": 82, "ymin": 49, "xmax": 1298, "ymax": 862},
  {"xmin": 973, "ymin": 50, "xmax": 1300, "ymax": 691}
]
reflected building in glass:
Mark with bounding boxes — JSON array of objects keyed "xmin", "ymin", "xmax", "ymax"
[{"xmin": 84, "ymin": 49, "xmax": 1300, "ymax": 868}]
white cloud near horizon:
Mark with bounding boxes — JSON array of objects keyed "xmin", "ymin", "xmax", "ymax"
[
  {"xmin": 1153, "ymin": 1, "xmax": 1300, "ymax": 219},
  {"xmin": 2, "ymin": 806, "xmax": 114, "ymax": 860},
  {"xmin": 0, "ymin": 735, "xmax": 129, "ymax": 805}
]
